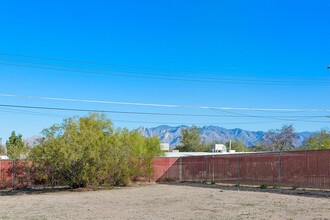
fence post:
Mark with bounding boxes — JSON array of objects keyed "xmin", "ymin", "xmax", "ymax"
[
  {"xmin": 237, "ymin": 154, "xmax": 240, "ymax": 186},
  {"xmin": 212, "ymin": 156, "xmax": 215, "ymax": 183},
  {"xmin": 12, "ymin": 159, "xmax": 16, "ymax": 190},
  {"xmin": 179, "ymin": 157, "xmax": 183, "ymax": 182},
  {"xmin": 278, "ymin": 152, "xmax": 281, "ymax": 189},
  {"xmin": 205, "ymin": 156, "xmax": 208, "ymax": 182}
]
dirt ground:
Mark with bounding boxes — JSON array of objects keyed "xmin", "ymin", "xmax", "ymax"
[{"xmin": 1, "ymin": 183, "xmax": 330, "ymax": 220}]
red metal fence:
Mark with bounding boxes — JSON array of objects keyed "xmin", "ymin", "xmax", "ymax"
[
  {"xmin": 2, "ymin": 150, "xmax": 330, "ymax": 190},
  {"xmin": 0, "ymin": 160, "xmax": 30, "ymax": 190},
  {"xmin": 154, "ymin": 150, "xmax": 330, "ymax": 189}
]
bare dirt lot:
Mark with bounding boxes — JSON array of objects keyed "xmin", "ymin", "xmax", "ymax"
[{"xmin": 1, "ymin": 183, "xmax": 330, "ymax": 220}]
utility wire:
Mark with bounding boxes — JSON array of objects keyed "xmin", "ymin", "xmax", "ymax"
[
  {"xmin": 1, "ymin": 106, "xmax": 328, "ymax": 125},
  {"xmin": 0, "ymin": 104, "xmax": 329, "ymax": 122},
  {"xmin": 0, "ymin": 108, "xmax": 278, "ymax": 125},
  {"xmin": 1, "ymin": 93, "xmax": 329, "ymax": 113},
  {"xmin": 209, "ymin": 108, "xmax": 328, "ymax": 123},
  {"xmin": 1, "ymin": 62, "xmax": 329, "ymax": 86},
  {"xmin": 1, "ymin": 52, "xmax": 325, "ymax": 81},
  {"xmin": 0, "ymin": 57, "xmax": 328, "ymax": 84}
]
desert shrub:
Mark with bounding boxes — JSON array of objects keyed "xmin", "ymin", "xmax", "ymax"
[
  {"xmin": 260, "ymin": 184, "xmax": 268, "ymax": 189},
  {"xmin": 29, "ymin": 113, "xmax": 162, "ymax": 188}
]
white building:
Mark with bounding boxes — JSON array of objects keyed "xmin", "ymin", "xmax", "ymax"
[
  {"xmin": 160, "ymin": 143, "xmax": 170, "ymax": 151},
  {"xmin": 211, "ymin": 144, "xmax": 227, "ymax": 153}
]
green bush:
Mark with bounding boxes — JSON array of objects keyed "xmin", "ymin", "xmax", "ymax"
[
  {"xmin": 29, "ymin": 113, "xmax": 163, "ymax": 188},
  {"xmin": 260, "ymin": 184, "xmax": 268, "ymax": 189}
]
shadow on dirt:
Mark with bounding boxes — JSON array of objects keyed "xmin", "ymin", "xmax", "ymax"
[
  {"xmin": 157, "ymin": 182, "xmax": 330, "ymax": 198},
  {"xmin": 0, "ymin": 186, "xmax": 74, "ymax": 196}
]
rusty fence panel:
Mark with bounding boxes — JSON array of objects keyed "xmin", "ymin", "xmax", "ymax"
[
  {"xmin": 0, "ymin": 159, "xmax": 31, "ymax": 190},
  {"xmin": 238, "ymin": 152, "xmax": 280, "ymax": 187},
  {"xmin": 152, "ymin": 157, "xmax": 180, "ymax": 182},
  {"xmin": 0, "ymin": 160, "xmax": 14, "ymax": 189},
  {"xmin": 155, "ymin": 150, "xmax": 330, "ymax": 190},
  {"xmin": 280, "ymin": 150, "xmax": 330, "ymax": 189}
]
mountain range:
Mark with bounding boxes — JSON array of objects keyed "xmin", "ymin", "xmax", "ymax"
[{"xmin": 137, "ymin": 125, "xmax": 313, "ymax": 149}]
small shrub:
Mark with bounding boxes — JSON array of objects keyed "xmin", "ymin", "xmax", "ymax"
[
  {"xmin": 234, "ymin": 183, "xmax": 240, "ymax": 187},
  {"xmin": 260, "ymin": 184, "xmax": 268, "ymax": 189}
]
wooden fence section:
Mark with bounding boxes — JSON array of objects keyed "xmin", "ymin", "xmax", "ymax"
[{"xmin": 154, "ymin": 150, "xmax": 330, "ymax": 189}]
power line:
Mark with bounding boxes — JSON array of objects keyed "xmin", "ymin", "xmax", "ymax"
[
  {"xmin": 0, "ymin": 104, "xmax": 329, "ymax": 123},
  {"xmin": 1, "ymin": 57, "xmax": 328, "ymax": 84},
  {"xmin": 209, "ymin": 108, "xmax": 327, "ymax": 123},
  {"xmin": 1, "ymin": 61, "xmax": 329, "ymax": 86},
  {"xmin": 0, "ymin": 107, "xmax": 66, "ymax": 118},
  {"xmin": 1, "ymin": 93, "xmax": 330, "ymax": 112},
  {"xmin": 1, "ymin": 106, "xmax": 328, "ymax": 125},
  {"xmin": 0, "ymin": 52, "xmax": 173, "ymax": 71},
  {"xmin": 0, "ymin": 108, "xmax": 278, "ymax": 125},
  {"xmin": 1, "ymin": 51, "xmax": 324, "ymax": 81}
]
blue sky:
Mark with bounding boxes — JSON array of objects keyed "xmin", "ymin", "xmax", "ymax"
[{"xmin": 0, "ymin": 0, "xmax": 330, "ymax": 141}]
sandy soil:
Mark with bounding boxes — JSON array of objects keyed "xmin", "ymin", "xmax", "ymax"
[{"xmin": 1, "ymin": 184, "xmax": 330, "ymax": 220}]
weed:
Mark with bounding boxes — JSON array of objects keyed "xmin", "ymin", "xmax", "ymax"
[{"xmin": 260, "ymin": 184, "xmax": 268, "ymax": 189}]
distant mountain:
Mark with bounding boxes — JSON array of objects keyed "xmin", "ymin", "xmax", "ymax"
[{"xmin": 137, "ymin": 125, "xmax": 314, "ymax": 149}]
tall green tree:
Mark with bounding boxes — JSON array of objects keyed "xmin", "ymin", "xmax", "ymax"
[
  {"xmin": 6, "ymin": 131, "xmax": 27, "ymax": 159},
  {"xmin": 175, "ymin": 125, "xmax": 206, "ymax": 152},
  {"xmin": 305, "ymin": 128, "xmax": 330, "ymax": 150}
]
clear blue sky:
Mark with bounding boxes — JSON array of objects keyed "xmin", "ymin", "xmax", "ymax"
[{"xmin": 0, "ymin": 0, "xmax": 329, "ymax": 141}]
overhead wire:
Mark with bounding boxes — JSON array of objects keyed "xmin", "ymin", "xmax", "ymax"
[
  {"xmin": 0, "ymin": 56, "xmax": 329, "ymax": 84},
  {"xmin": 1, "ymin": 105, "xmax": 329, "ymax": 126},
  {"xmin": 1, "ymin": 93, "xmax": 329, "ymax": 113},
  {"xmin": 0, "ymin": 51, "xmax": 322, "ymax": 80},
  {"xmin": 0, "ymin": 52, "xmax": 329, "ymax": 125},
  {"xmin": 0, "ymin": 56, "xmax": 329, "ymax": 85},
  {"xmin": 0, "ymin": 104, "xmax": 329, "ymax": 123},
  {"xmin": 0, "ymin": 108, "xmax": 279, "ymax": 125},
  {"xmin": 1, "ymin": 51, "xmax": 329, "ymax": 82},
  {"xmin": 208, "ymin": 108, "xmax": 329, "ymax": 123}
]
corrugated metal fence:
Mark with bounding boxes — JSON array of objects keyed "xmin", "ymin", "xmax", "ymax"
[
  {"xmin": 155, "ymin": 150, "xmax": 330, "ymax": 189},
  {"xmin": 1, "ymin": 150, "xmax": 330, "ymax": 190},
  {"xmin": 0, "ymin": 160, "xmax": 30, "ymax": 190}
]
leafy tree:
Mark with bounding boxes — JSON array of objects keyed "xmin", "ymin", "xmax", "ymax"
[
  {"xmin": 226, "ymin": 139, "xmax": 248, "ymax": 152},
  {"xmin": 199, "ymin": 141, "xmax": 215, "ymax": 152},
  {"xmin": 0, "ymin": 146, "xmax": 5, "ymax": 155},
  {"xmin": 175, "ymin": 126, "xmax": 207, "ymax": 152},
  {"xmin": 264, "ymin": 125, "xmax": 297, "ymax": 151},
  {"xmin": 305, "ymin": 128, "xmax": 330, "ymax": 150},
  {"xmin": 29, "ymin": 113, "xmax": 162, "ymax": 188},
  {"xmin": 6, "ymin": 131, "xmax": 27, "ymax": 159}
]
